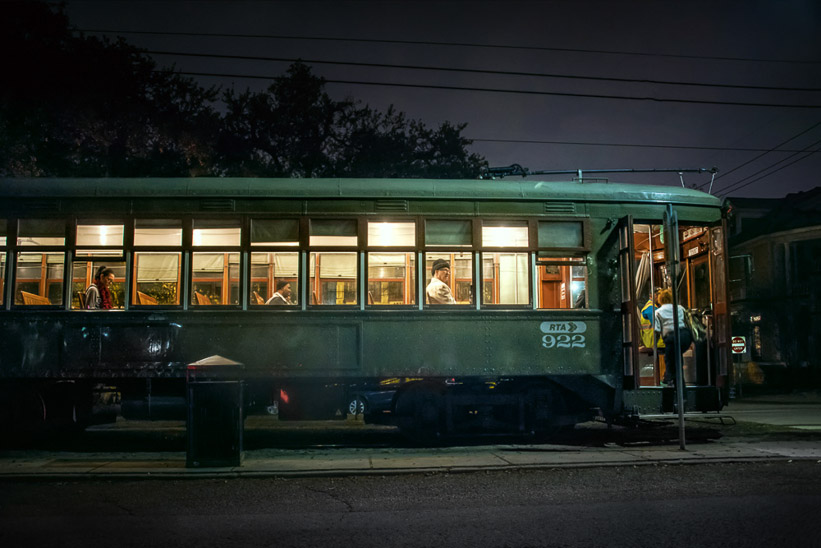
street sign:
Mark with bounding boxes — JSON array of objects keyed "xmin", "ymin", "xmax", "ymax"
[{"xmin": 731, "ymin": 336, "xmax": 747, "ymax": 354}]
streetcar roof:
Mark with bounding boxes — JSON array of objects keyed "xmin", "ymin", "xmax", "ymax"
[{"xmin": 0, "ymin": 178, "xmax": 723, "ymax": 207}]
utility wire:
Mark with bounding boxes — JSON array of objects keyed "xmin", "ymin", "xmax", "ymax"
[
  {"xmin": 145, "ymin": 50, "xmax": 821, "ymax": 93},
  {"xmin": 80, "ymin": 28, "xmax": 821, "ymax": 65},
  {"xmin": 470, "ymin": 138, "xmax": 809, "ymax": 153},
  {"xmin": 696, "ymin": 121, "xmax": 821, "ymax": 190},
  {"xmin": 157, "ymin": 69, "xmax": 821, "ymax": 109},
  {"xmin": 720, "ymin": 145, "xmax": 821, "ymax": 196}
]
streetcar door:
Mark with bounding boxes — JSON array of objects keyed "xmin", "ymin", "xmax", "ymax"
[
  {"xmin": 618, "ymin": 216, "xmax": 640, "ymax": 389},
  {"xmin": 709, "ymin": 223, "xmax": 731, "ymax": 392}
]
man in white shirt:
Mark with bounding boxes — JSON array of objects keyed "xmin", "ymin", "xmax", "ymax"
[{"xmin": 426, "ymin": 259, "xmax": 456, "ymax": 304}]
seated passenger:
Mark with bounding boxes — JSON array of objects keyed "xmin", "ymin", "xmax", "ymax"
[
  {"xmin": 86, "ymin": 266, "xmax": 115, "ymax": 309},
  {"xmin": 266, "ymin": 281, "xmax": 293, "ymax": 305},
  {"xmin": 426, "ymin": 259, "xmax": 456, "ymax": 304}
]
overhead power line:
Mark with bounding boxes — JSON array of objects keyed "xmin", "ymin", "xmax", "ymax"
[
  {"xmin": 697, "ymin": 121, "xmax": 821, "ymax": 190},
  {"xmin": 80, "ymin": 28, "xmax": 821, "ymax": 65},
  {"xmin": 720, "ymin": 145, "xmax": 821, "ymax": 196},
  {"xmin": 469, "ymin": 138, "xmax": 810, "ymax": 153},
  {"xmin": 157, "ymin": 70, "xmax": 821, "ymax": 109},
  {"xmin": 145, "ymin": 50, "xmax": 821, "ymax": 93}
]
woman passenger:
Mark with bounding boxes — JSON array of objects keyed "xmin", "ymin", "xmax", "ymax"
[
  {"xmin": 85, "ymin": 266, "xmax": 115, "ymax": 309},
  {"xmin": 653, "ymin": 288, "xmax": 691, "ymax": 387}
]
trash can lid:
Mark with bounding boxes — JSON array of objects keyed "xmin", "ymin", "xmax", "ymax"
[{"xmin": 188, "ymin": 355, "xmax": 244, "ymax": 368}]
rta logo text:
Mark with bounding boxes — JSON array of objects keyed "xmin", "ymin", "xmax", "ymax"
[{"xmin": 540, "ymin": 322, "xmax": 587, "ymax": 349}]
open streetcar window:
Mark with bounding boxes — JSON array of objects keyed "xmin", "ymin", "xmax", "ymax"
[
  {"xmin": 134, "ymin": 219, "xmax": 182, "ymax": 247},
  {"xmin": 424, "ymin": 252, "xmax": 473, "ymax": 305},
  {"xmin": 191, "ymin": 252, "xmax": 240, "ymax": 306},
  {"xmin": 0, "ymin": 220, "xmax": 6, "ymax": 307},
  {"xmin": 481, "ymin": 221, "xmax": 529, "ymax": 306},
  {"xmin": 15, "ymin": 220, "xmax": 65, "ymax": 306},
  {"xmin": 72, "ymin": 223, "xmax": 125, "ymax": 310},
  {"xmin": 250, "ymin": 252, "xmax": 298, "ymax": 306},
  {"xmin": 310, "ymin": 252, "xmax": 357, "ymax": 305},
  {"xmin": 16, "ymin": 252, "xmax": 64, "ymax": 306},
  {"xmin": 132, "ymin": 220, "xmax": 182, "ymax": 306},
  {"xmin": 367, "ymin": 221, "xmax": 416, "ymax": 306},
  {"xmin": 536, "ymin": 221, "xmax": 587, "ymax": 310}
]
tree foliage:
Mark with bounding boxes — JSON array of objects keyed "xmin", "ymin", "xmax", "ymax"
[{"xmin": 1, "ymin": 2, "xmax": 486, "ymax": 179}]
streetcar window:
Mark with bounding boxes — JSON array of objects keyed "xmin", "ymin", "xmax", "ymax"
[
  {"xmin": 132, "ymin": 252, "xmax": 181, "ymax": 305},
  {"xmin": 482, "ymin": 221, "xmax": 528, "ymax": 248},
  {"xmin": 538, "ymin": 221, "xmax": 583, "ymax": 248},
  {"xmin": 0, "ymin": 222, "xmax": 5, "ymax": 307},
  {"xmin": 310, "ymin": 252, "xmax": 358, "ymax": 305},
  {"xmin": 425, "ymin": 220, "xmax": 472, "ymax": 247},
  {"xmin": 310, "ymin": 220, "xmax": 357, "ymax": 247},
  {"xmin": 368, "ymin": 253, "xmax": 416, "ymax": 305},
  {"xmin": 15, "ymin": 252, "xmax": 64, "ymax": 305},
  {"xmin": 250, "ymin": 252, "xmax": 299, "ymax": 305},
  {"xmin": 537, "ymin": 258, "xmax": 587, "ymax": 309},
  {"xmin": 76, "ymin": 224, "xmax": 124, "ymax": 248},
  {"xmin": 71, "ymin": 261, "xmax": 126, "ymax": 309},
  {"xmin": 0, "ymin": 253, "xmax": 6, "ymax": 307},
  {"xmin": 134, "ymin": 220, "xmax": 182, "ymax": 247},
  {"xmin": 17, "ymin": 219, "xmax": 65, "ymax": 246},
  {"xmin": 425, "ymin": 252, "xmax": 473, "ymax": 305},
  {"xmin": 193, "ymin": 220, "xmax": 241, "ymax": 247},
  {"xmin": 482, "ymin": 252, "xmax": 530, "ymax": 305},
  {"xmin": 367, "ymin": 221, "xmax": 415, "ymax": 247},
  {"xmin": 191, "ymin": 252, "xmax": 240, "ymax": 306},
  {"xmin": 251, "ymin": 219, "xmax": 299, "ymax": 246}
]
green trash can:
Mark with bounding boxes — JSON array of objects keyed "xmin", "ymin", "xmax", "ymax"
[{"xmin": 186, "ymin": 355, "xmax": 244, "ymax": 468}]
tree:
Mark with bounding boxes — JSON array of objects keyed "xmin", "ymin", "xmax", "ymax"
[
  {"xmin": 1, "ymin": 1, "xmax": 220, "ymax": 177},
  {"xmin": 2, "ymin": 2, "xmax": 486, "ymax": 179}
]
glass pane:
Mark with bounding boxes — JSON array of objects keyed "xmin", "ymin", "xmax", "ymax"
[
  {"xmin": 72, "ymin": 262, "xmax": 126, "ymax": 309},
  {"xmin": 310, "ymin": 252, "xmax": 358, "ymax": 305},
  {"xmin": 538, "ymin": 221, "xmax": 583, "ymax": 248},
  {"xmin": 368, "ymin": 252, "xmax": 416, "ymax": 305},
  {"xmin": 0, "ymin": 219, "xmax": 6, "ymax": 246},
  {"xmin": 425, "ymin": 220, "xmax": 472, "ymax": 247},
  {"xmin": 134, "ymin": 220, "xmax": 182, "ymax": 246},
  {"xmin": 193, "ymin": 221, "xmax": 241, "ymax": 247},
  {"xmin": 76, "ymin": 224, "xmax": 124, "ymax": 247},
  {"xmin": 425, "ymin": 252, "xmax": 472, "ymax": 305},
  {"xmin": 192, "ymin": 253, "xmax": 240, "ymax": 305},
  {"xmin": 132, "ymin": 252, "xmax": 181, "ymax": 305},
  {"xmin": 367, "ymin": 222, "xmax": 415, "ymax": 247},
  {"xmin": 18, "ymin": 219, "xmax": 65, "ymax": 246},
  {"xmin": 251, "ymin": 219, "xmax": 299, "ymax": 246},
  {"xmin": 250, "ymin": 252, "xmax": 299, "ymax": 305},
  {"xmin": 310, "ymin": 219, "xmax": 357, "ymax": 246},
  {"xmin": 15, "ymin": 252, "xmax": 64, "ymax": 305},
  {"xmin": 482, "ymin": 222, "xmax": 528, "ymax": 248},
  {"xmin": 482, "ymin": 252, "xmax": 529, "ymax": 305},
  {"xmin": 537, "ymin": 258, "xmax": 587, "ymax": 309}
]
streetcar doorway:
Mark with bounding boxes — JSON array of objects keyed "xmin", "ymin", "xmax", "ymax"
[{"xmin": 630, "ymin": 222, "xmax": 724, "ymax": 388}]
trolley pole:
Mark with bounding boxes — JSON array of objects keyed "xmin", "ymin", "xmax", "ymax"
[{"xmin": 663, "ymin": 205, "xmax": 686, "ymax": 450}]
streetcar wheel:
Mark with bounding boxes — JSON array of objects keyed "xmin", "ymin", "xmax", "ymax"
[{"xmin": 393, "ymin": 383, "xmax": 444, "ymax": 444}]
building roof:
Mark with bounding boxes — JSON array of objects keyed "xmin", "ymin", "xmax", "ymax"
[{"xmin": 731, "ymin": 187, "xmax": 821, "ymax": 244}]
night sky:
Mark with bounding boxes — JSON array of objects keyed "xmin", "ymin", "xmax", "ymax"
[{"xmin": 63, "ymin": 0, "xmax": 821, "ymax": 198}]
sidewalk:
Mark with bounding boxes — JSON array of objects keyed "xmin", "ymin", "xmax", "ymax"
[{"xmin": 1, "ymin": 392, "xmax": 819, "ymax": 480}]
